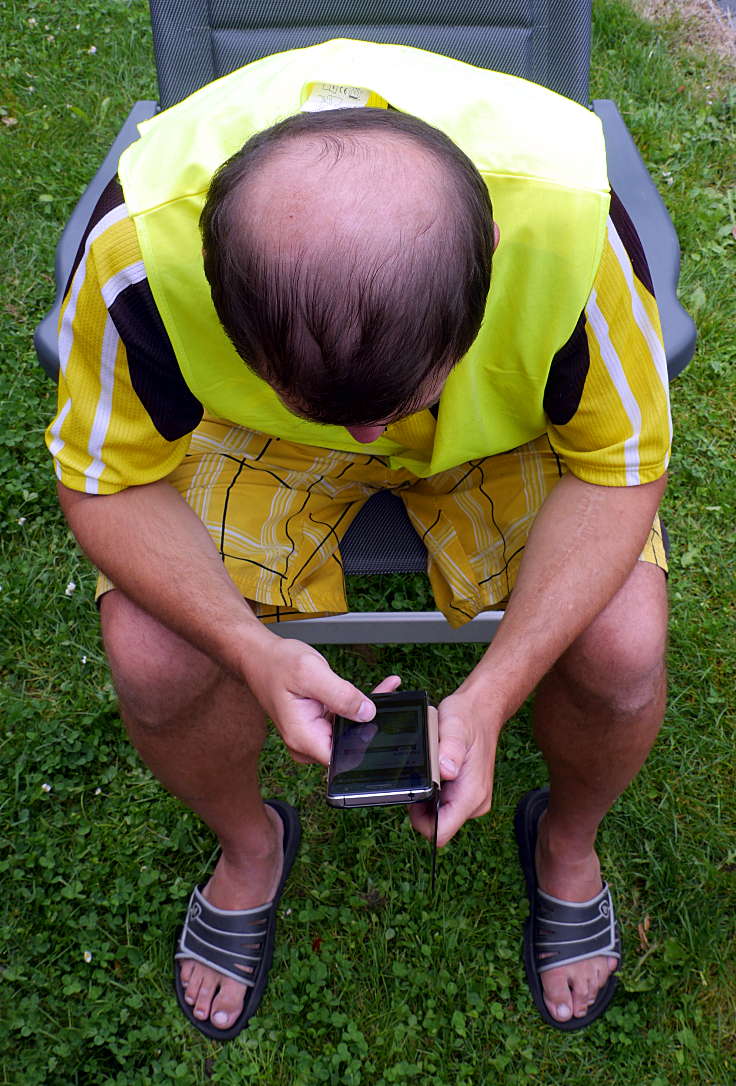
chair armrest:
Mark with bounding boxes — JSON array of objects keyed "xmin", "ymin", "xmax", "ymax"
[
  {"xmin": 34, "ymin": 100, "xmax": 158, "ymax": 380},
  {"xmin": 593, "ymin": 99, "xmax": 696, "ymax": 379}
]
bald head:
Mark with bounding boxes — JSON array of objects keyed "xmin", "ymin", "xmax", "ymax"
[
  {"xmin": 201, "ymin": 108, "xmax": 494, "ymax": 426},
  {"xmin": 245, "ymin": 125, "xmax": 449, "ymax": 235}
]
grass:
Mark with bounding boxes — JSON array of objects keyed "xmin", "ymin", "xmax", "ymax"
[{"xmin": 1, "ymin": 0, "xmax": 734, "ymax": 1082}]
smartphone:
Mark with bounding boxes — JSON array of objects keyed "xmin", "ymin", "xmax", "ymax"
[{"xmin": 326, "ymin": 689, "xmax": 439, "ymax": 808}]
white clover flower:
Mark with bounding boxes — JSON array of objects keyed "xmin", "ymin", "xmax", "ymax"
[
  {"xmin": 94, "ymin": 788, "xmax": 102, "ymax": 796},
  {"xmin": 65, "ymin": 581, "xmax": 77, "ymax": 596},
  {"xmin": 81, "ymin": 655, "xmax": 87, "ymax": 664},
  {"xmin": 83, "ymin": 950, "xmax": 93, "ymax": 963},
  {"xmin": 17, "ymin": 517, "xmax": 27, "ymax": 526},
  {"xmin": 41, "ymin": 782, "xmax": 52, "ymax": 793},
  {"xmin": 86, "ymin": 45, "xmax": 97, "ymax": 54}
]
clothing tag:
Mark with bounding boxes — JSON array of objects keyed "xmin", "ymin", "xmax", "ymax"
[{"xmin": 301, "ymin": 82, "xmax": 372, "ymax": 112}]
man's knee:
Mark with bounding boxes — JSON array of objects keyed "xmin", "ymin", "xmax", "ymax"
[
  {"xmin": 100, "ymin": 590, "xmax": 224, "ymax": 730},
  {"xmin": 554, "ymin": 563, "xmax": 668, "ymax": 718}
]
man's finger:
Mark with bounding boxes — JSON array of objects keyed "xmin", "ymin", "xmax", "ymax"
[
  {"xmin": 371, "ymin": 674, "xmax": 401, "ymax": 695},
  {"xmin": 408, "ymin": 799, "xmax": 436, "ymax": 840},
  {"xmin": 290, "ymin": 750, "xmax": 315, "ymax": 765},
  {"xmin": 408, "ymin": 785, "xmax": 466, "ymax": 846},
  {"xmin": 436, "ymin": 714, "xmax": 469, "ymax": 781},
  {"xmin": 287, "ymin": 712, "xmax": 334, "ymax": 766},
  {"xmin": 303, "ymin": 669, "xmax": 375, "ymax": 723},
  {"xmin": 434, "ymin": 789, "xmax": 472, "ymax": 847}
]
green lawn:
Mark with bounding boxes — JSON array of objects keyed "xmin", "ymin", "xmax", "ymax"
[{"xmin": 1, "ymin": 1, "xmax": 734, "ymax": 1082}]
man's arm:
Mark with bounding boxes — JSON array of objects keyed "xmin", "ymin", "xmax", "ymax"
[
  {"xmin": 59, "ymin": 480, "xmax": 378, "ymax": 762},
  {"xmin": 411, "ymin": 201, "xmax": 672, "ymax": 846},
  {"xmin": 51, "ymin": 198, "xmax": 381, "ymax": 762},
  {"xmin": 410, "ymin": 471, "xmax": 666, "ymax": 845}
]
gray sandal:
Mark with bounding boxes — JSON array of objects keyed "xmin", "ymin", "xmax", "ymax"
[
  {"xmin": 173, "ymin": 800, "xmax": 300, "ymax": 1042},
  {"xmin": 514, "ymin": 788, "xmax": 622, "ymax": 1031}
]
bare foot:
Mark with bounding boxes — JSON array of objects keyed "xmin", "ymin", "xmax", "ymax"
[
  {"xmin": 178, "ymin": 804, "xmax": 284, "ymax": 1031},
  {"xmin": 534, "ymin": 812, "xmax": 618, "ymax": 1023}
]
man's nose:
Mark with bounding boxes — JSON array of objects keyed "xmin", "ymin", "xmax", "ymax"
[{"xmin": 345, "ymin": 424, "xmax": 386, "ymax": 443}]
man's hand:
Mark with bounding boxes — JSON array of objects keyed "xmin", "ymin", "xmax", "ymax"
[
  {"xmin": 242, "ymin": 635, "xmax": 401, "ymax": 765},
  {"xmin": 409, "ymin": 686, "xmax": 502, "ymax": 847}
]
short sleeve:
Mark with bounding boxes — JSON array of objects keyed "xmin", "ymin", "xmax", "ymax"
[
  {"xmin": 45, "ymin": 183, "xmax": 203, "ymax": 494},
  {"xmin": 544, "ymin": 196, "xmax": 672, "ymax": 486}
]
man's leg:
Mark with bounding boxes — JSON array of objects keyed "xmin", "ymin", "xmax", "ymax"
[
  {"xmin": 100, "ymin": 589, "xmax": 282, "ymax": 1033},
  {"xmin": 532, "ymin": 561, "xmax": 667, "ymax": 1023}
]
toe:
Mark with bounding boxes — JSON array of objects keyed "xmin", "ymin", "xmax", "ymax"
[
  {"xmin": 179, "ymin": 959, "xmax": 195, "ymax": 992},
  {"xmin": 542, "ymin": 957, "xmax": 614, "ymax": 1021},
  {"xmin": 182, "ymin": 962, "xmax": 204, "ymax": 1006},
  {"xmin": 193, "ymin": 979, "xmax": 217, "ymax": 1022},
  {"xmin": 572, "ymin": 980, "xmax": 594, "ymax": 1018},
  {"xmin": 183, "ymin": 964, "xmax": 209, "ymax": 1003},
  {"xmin": 540, "ymin": 969, "xmax": 574, "ymax": 1023},
  {"xmin": 209, "ymin": 977, "xmax": 248, "ymax": 1031}
]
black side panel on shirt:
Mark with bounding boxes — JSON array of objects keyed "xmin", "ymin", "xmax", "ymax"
[
  {"xmin": 542, "ymin": 187, "xmax": 656, "ymax": 426},
  {"xmin": 70, "ymin": 175, "xmax": 204, "ymax": 441},
  {"xmin": 609, "ymin": 188, "xmax": 655, "ymax": 295},
  {"xmin": 542, "ymin": 312, "xmax": 589, "ymax": 426},
  {"xmin": 64, "ymin": 176, "xmax": 127, "ymax": 298},
  {"xmin": 109, "ymin": 280, "xmax": 204, "ymax": 442}
]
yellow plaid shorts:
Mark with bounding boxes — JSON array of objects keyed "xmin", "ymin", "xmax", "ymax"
[{"xmin": 97, "ymin": 418, "xmax": 667, "ymax": 627}]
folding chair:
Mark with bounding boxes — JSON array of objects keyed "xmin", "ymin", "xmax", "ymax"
[{"xmin": 35, "ymin": 0, "xmax": 696, "ymax": 645}]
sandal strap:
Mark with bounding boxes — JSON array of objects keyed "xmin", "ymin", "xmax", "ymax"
[
  {"xmin": 174, "ymin": 885, "xmax": 273, "ymax": 987},
  {"xmin": 534, "ymin": 882, "xmax": 621, "ymax": 974}
]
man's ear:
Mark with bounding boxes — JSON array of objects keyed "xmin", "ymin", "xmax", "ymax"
[{"xmin": 492, "ymin": 221, "xmax": 501, "ymax": 252}]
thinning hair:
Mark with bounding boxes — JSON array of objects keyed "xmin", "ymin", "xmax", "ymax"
[{"xmin": 200, "ymin": 108, "xmax": 494, "ymax": 426}]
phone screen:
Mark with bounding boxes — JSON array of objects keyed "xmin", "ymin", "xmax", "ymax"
[{"xmin": 329, "ymin": 692, "xmax": 430, "ymax": 797}]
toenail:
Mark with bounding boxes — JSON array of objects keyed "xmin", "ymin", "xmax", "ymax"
[
  {"xmin": 195, "ymin": 1009, "xmax": 207, "ymax": 1018},
  {"xmin": 213, "ymin": 1012, "xmax": 229, "ymax": 1026},
  {"xmin": 557, "ymin": 1004, "xmax": 572, "ymax": 1019}
]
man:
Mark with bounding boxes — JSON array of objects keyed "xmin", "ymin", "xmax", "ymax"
[{"xmin": 47, "ymin": 40, "xmax": 671, "ymax": 1039}]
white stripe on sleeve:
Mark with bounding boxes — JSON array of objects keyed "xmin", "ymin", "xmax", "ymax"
[
  {"xmin": 81, "ymin": 262, "xmax": 149, "ymax": 494},
  {"xmin": 84, "ymin": 314, "xmax": 120, "ymax": 494},
  {"xmin": 585, "ymin": 288, "xmax": 641, "ymax": 486},
  {"xmin": 606, "ymin": 220, "xmax": 673, "ymax": 450},
  {"xmin": 100, "ymin": 260, "xmax": 147, "ymax": 308},
  {"xmin": 57, "ymin": 204, "xmax": 129, "ymax": 379}
]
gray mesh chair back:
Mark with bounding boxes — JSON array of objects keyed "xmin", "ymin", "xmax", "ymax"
[{"xmin": 150, "ymin": 0, "xmax": 593, "ymax": 109}]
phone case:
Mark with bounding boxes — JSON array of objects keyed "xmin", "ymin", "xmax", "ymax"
[
  {"xmin": 427, "ymin": 705, "xmax": 440, "ymax": 793},
  {"xmin": 326, "ymin": 691, "xmax": 437, "ymax": 807}
]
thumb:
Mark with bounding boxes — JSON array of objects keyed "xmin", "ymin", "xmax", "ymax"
[
  {"xmin": 311, "ymin": 670, "xmax": 375, "ymax": 723},
  {"xmin": 437, "ymin": 711, "xmax": 469, "ymax": 781}
]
